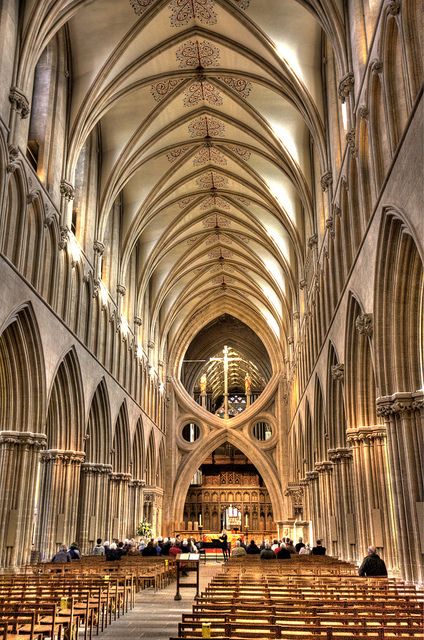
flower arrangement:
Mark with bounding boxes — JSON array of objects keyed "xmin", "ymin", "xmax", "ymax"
[{"xmin": 137, "ymin": 519, "xmax": 152, "ymax": 538}]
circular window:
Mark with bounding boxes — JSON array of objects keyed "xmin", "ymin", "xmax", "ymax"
[
  {"xmin": 252, "ymin": 421, "xmax": 272, "ymax": 441},
  {"xmin": 182, "ymin": 423, "xmax": 201, "ymax": 443}
]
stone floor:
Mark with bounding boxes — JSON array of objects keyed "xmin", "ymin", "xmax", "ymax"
[{"xmin": 99, "ymin": 561, "xmax": 224, "ymax": 640}]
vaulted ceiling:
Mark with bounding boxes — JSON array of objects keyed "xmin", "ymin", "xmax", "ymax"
[{"xmin": 59, "ymin": 0, "xmax": 333, "ymax": 368}]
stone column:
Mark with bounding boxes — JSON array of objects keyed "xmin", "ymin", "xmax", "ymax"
[
  {"xmin": 305, "ymin": 470, "xmax": 320, "ymax": 542},
  {"xmin": 328, "ymin": 447, "xmax": 356, "ymax": 561},
  {"xmin": 128, "ymin": 479, "xmax": 145, "ymax": 537},
  {"xmin": 108, "ymin": 472, "xmax": 131, "ymax": 541},
  {"xmin": 377, "ymin": 392, "xmax": 424, "ymax": 583},
  {"xmin": 347, "ymin": 427, "xmax": 397, "ymax": 571},
  {"xmin": 0, "ymin": 431, "xmax": 47, "ymax": 567},
  {"xmin": 36, "ymin": 449, "xmax": 85, "ymax": 560},
  {"xmin": 315, "ymin": 461, "xmax": 335, "ymax": 554},
  {"xmin": 77, "ymin": 463, "xmax": 112, "ymax": 554}
]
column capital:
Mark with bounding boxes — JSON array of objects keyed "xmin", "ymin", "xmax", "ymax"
[
  {"xmin": 93, "ymin": 240, "xmax": 105, "ymax": 255},
  {"xmin": 331, "ymin": 363, "xmax": 344, "ymax": 382},
  {"xmin": 109, "ymin": 472, "xmax": 132, "ymax": 482},
  {"xmin": 9, "ymin": 86, "xmax": 30, "ymax": 118},
  {"xmin": 41, "ymin": 449, "xmax": 86, "ymax": 464},
  {"xmin": 346, "ymin": 426, "xmax": 386, "ymax": 444},
  {"xmin": 328, "ymin": 447, "xmax": 353, "ymax": 462},
  {"xmin": 376, "ymin": 391, "xmax": 424, "ymax": 416},
  {"xmin": 81, "ymin": 462, "xmax": 112, "ymax": 474},
  {"xmin": 338, "ymin": 72, "xmax": 354, "ymax": 102},
  {"xmin": 129, "ymin": 478, "xmax": 146, "ymax": 488},
  {"xmin": 355, "ymin": 313, "xmax": 373, "ymax": 336},
  {"xmin": 60, "ymin": 180, "xmax": 75, "ymax": 201},
  {"xmin": 0, "ymin": 430, "xmax": 47, "ymax": 449},
  {"xmin": 305, "ymin": 470, "xmax": 319, "ymax": 482},
  {"xmin": 315, "ymin": 460, "xmax": 333, "ymax": 473}
]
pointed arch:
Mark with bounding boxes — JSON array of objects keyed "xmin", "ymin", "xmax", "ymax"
[
  {"xmin": 111, "ymin": 401, "xmax": 130, "ymax": 474},
  {"xmin": 374, "ymin": 209, "xmax": 423, "ymax": 395},
  {"xmin": 131, "ymin": 416, "xmax": 145, "ymax": 480},
  {"xmin": 169, "ymin": 428, "xmax": 285, "ymax": 526},
  {"xmin": 145, "ymin": 430, "xmax": 156, "ymax": 486},
  {"xmin": 85, "ymin": 378, "xmax": 111, "ymax": 464},
  {"xmin": 156, "ymin": 438, "xmax": 165, "ymax": 489},
  {"xmin": 313, "ymin": 375, "xmax": 327, "ymax": 462},
  {"xmin": 345, "ymin": 293, "xmax": 378, "ymax": 428},
  {"xmin": 0, "ymin": 303, "xmax": 46, "ymax": 433},
  {"xmin": 327, "ymin": 341, "xmax": 347, "ymax": 448},
  {"xmin": 46, "ymin": 347, "xmax": 85, "ymax": 450}
]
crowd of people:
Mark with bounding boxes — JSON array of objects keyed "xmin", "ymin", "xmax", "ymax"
[{"xmin": 51, "ymin": 534, "xmax": 387, "ymax": 577}]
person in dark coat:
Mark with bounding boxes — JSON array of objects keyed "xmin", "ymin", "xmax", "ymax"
[
  {"xmin": 52, "ymin": 545, "xmax": 71, "ymax": 563},
  {"xmin": 295, "ymin": 538, "xmax": 305, "ymax": 553},
  {"xmin": 311, "ymin": 540, "xmax": 326, "ymax": 555},
  {"xmin": 276, "ymin": 545, "xmax": 291, "ymax": 559},
  {"xmin": 358, "ymin": 546, "xmax": 388, "ymax": 577},
  {"xmin": 260, "ymin": 543, "xmax": 276, "ymax": 560},
  {"xmin": 141, "ymin": 540, "xmax": 158, "ymax": 556},
  {"xmin": 246, "ymin": 540, "xmax": 260, "ymax": 554},
  {"xmin": 219, "ymin": 530, "xmax": 229, "ymax": 561}
]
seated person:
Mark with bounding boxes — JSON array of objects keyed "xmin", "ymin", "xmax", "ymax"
[
  {"xmin": 311, "ymin": 539, "xmax": 326, "ymax": 555},
  {"xmin": 358, "ymin": 546, "xmax": 388, "ymax": 577},
  {"xmin": 231, "ymin": 540, "xmax": 247, "ymax": 557},
  {"xmin": 276, "ymin": 545, "xmax": 291, "ymax": 559},
  {"xmin": 246, "ymin": 539, "xmax": 260, "ymax": 554},
  {"xmin": 260, "ymin": 543, "xmax": 276, "ymax": 560}
]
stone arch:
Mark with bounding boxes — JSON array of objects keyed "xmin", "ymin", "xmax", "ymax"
[
  {"xmin": 77, "ymin": 378, "xmax": 112, "ymax": 552},
  {"xmin": 382, "ymin": 12, "xmax": 409, "ymax": 151},
  {"xmin": 0, "ymin": 304, "xmax": 46, "ymax": 567},
  {"xmin": 313, "ymin": 375, "xmax": 327, "ymax": 462},
  {"xmin": 374, "ymin": 209, "xmax": 423, "ymax": 396},
  {"xmin": 145, "ymin": 430, "xmax": 156, "ymax": 486},
  {"xmin": 169, "ymin": 428, "xmax": 284, "ymax": 528},
  {"xmin": 156, "ymin": 439, "xmax": 165, "ymax": 489},
  {"xmin": 327, "ymin": 341, "xmax": 347, "ymax": 448},
  {"xmin": 0, "ymin": 303, "xmax": 46, "ymax": 433},
  {"xmin": 131, "ymin": 416, "xmax": 145, "ymax": 481},
  {"xmin": 345, "ymin": 292, "xmax": 378, "ymax": 428},
  {"xmin": 111, "ymin": 401, "xmax": 130, "ymax": 474},
  {"xmin": 46, "ymin": 347, "xmax": 85, "ymax": 451},
  {"xmin": 304, "ymin": 399, "xmax": 314, "ymax": 471},
  {"xmin": 85, "ymin": 378, "xmax": 111, "ymax": 465}
]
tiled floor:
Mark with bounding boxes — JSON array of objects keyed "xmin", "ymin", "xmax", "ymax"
[{"xmin": 99, "ymin": 561, "xmax": 224, "ymax": 640}]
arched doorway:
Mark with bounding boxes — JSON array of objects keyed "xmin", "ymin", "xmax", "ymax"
[{"xmin": 178, "ymin": 443, "xmax": 276, "ymax": 542}]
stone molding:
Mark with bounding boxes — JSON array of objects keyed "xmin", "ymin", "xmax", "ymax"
[
  {"xmin": 7, "ymin": 145, "xmax": 20, "ymax": 173},
  {"xmin": 321, "ymin": 171, "xmax": 333, "ymax": 192},
  {"xmin": 129, "ymin": 479, "xmax": 146, "ymax": 488},
  {"xmin": 58, "ymin": 225, "xmax": 70, "ymax": 250},
  {"xmin": 338, "ymin": 72, "xmax": 354, "ymax": 102},
  {"xmin": 117, "ymin": 283, "xmax": 126, "ymax": 297},
  {"xmin": 346, "ymin": 129, "xmax": 357, "ymax": 157},
  {"xmin": 109, "ymin": 472, "xmax": 132, "ymax": 482},
  {"xmin": 387, "ymin": 0, "xmax": 401, "ymax": 15},
  {"xmin": 376, "ymin": 391, "xmax": 424, "ymax": 416},
  {"xmin": 134, "ymin": 316, "xmax": 142, "ymax": 326},
  {"xmin": 346, "ymin": 426, "xmax": 387, "ymax": 444},
  {"xmin": 328, "ymin": 447, "xmax": 353, "ymax": 462},
  {"xmin": 81, "ymin": 462, "xmax": 112, "ymax": 475},
  {"xmin": 358, "ymin": 104, "xmax": 369, "ymax": 119},
  {"xmin": 9, "ymin": 86, "xmax": 30, "ymax": 118},
  {"xmin": 93, "ymin": 240, "xmax": 105, "ymax": 255},
  {"xmin": 331, "ymin": 363, "xmax": 344, "ymax": 381},
  {"xmin": 0, "ymin": 431, "xmax": 47, "ymax": 449},
  {"xmin": 308, "ymin": 234, "xmax": 318, "ymax": 249},
  {"xmin": 355, "ymin": 313, "xmax": 373, "ymax": 336},
  {"xmin": 41, "ymin": 449, "xmax": 86, "ymax": 464},
  {"xmin": 59, "ymin": 180, "xmax": 75, "ymax": 201},
  {"xmin": 315, "ymin": 460, "xmax": 333, "ymax": 473},
  {"xmin": 284, "ymin": 483, "xmax": 303, "ymax": 506},
  {"xmin": 305, "ymin": 470, "xmax": 319, "ymax": 482}
]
